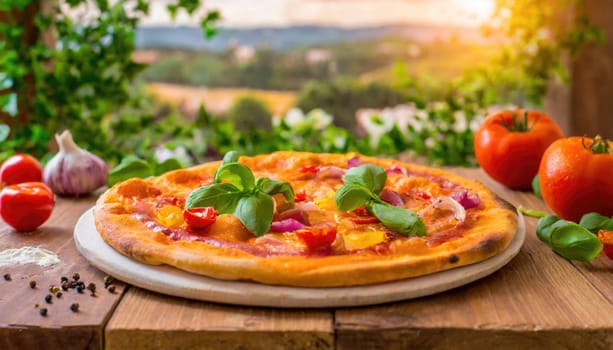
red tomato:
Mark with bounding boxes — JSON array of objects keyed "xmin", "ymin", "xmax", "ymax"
[
  {"xmin": 474, "ymin": 109, "xmax": 563, "ymax": 190},
  {"xmin": 0, "ymin": 154, "xmax": 43, "ymax": 186},
  {"xmin": 183, "ymin": 207, "xmax": 218, "ymax": 229},
  {"xmin": 299, "ymin": 165, "xmax": 320, "ymax": 173},
  {"xmin": 295, "ymin": 227, "xmax": 337, "ymax": 251},
  {"xmin": 0, "ymin": 182, "xmax": 54, "ymax": 232},
  {"xmin": 539, "ymin": 136, "xmax": 613, "ymax": 222}
]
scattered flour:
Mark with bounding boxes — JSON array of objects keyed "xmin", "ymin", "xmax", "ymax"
[{"xmin": 0, "ymin": 247, "xmax": 60, "ymax": 267}]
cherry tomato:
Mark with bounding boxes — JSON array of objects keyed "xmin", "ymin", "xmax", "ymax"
[
  {"xmin": 295, "ymin": 227, "xmax": 337, "ymax": 251},
  {"xmin": 597, "ymin": 230, "xmax": 613, "ymax": 260},
  {"xmin": 539, "ymin": 136, "xmax": 613, "ymax": 222},
  {"xmin": 0, "ymin": 182, "xmax": 54, "ymax": 232},
  {"xmin": 0, "ymin": 154, "xmax": 43, "ymax": 186},
  {"xmin": 474, "ymin": 109, "xmax": 563, "ymax": 190},
  {"xmin": 183, "ymin": 207, "xmax": 218, "ymax": 229}
]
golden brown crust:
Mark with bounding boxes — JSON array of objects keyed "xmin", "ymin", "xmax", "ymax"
[{"xmin": 94, "ymin": 151, "xmax": 517, "ymax": 287}]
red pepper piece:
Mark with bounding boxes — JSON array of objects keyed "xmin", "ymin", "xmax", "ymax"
[
  {"xmin": 299, "ymin": 165, "xmax": 320, "ymax": 173},
  {"xmin": 183, "ymin": 207, "xmax": 218, "ymax": 230},
  {"xmin": 295, "ymin": 190, "xmax": 307, "ymax": 202},
  {"xmin": 296, "ymin": 227, "xmax": 337, "ymax": 251},
  {"xmin": 350, "ymin": 207, "xmax": 380, "ymax": 224}
]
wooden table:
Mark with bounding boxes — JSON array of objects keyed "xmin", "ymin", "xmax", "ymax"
[{"xmin": 0, "ymin": 168, "xmax": 611, "ymax": 349}]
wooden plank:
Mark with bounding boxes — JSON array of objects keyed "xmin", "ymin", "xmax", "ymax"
[
  {"xmin": 0, "ymin": 197, "xmax": 126, "ymax": 350},
  {"xmin": 335, "ymin": 168, "xmax": 613, "ymax": 350},
  {"xmin": 105, "ymin": 287, "xmax": 334, "ymax": 350}
]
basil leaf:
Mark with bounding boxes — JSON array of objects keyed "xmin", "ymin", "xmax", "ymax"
[
  {"xmin": 256, "ymin": 178, "xmax": 294, "ymax": 203},
  {"xmin": 579, "ymin": 212, "xmax": 613, "ymax": 233},
  {"xmin": 550, "ymin": 222, "xmax": 603, "ymax": 261},
  {"xmin": 532, "ymin": 175, "xmax": 542, "ymax": 199},
  {"xmin": 334, "ymin": 184, "xmax": 371, "ymax": 212},
  {"xmin": 185, "ymin": 183, "xmax": 242, "ymax": 214},
  {"xmin": 343, "ymin": 164, "xmax": 387, "ymax": 194},
  {"xmin": 223, "ymin": 151, "xmax": 239, "ymax": 164},
  {"xmin": 234, "ymin": 191, "xmax": 274, "ymax": 236},
  {"xmin": 108, "ymin": 156, "xmax": 153, "ymax": 186},
  {"xmin": 536, "ymin": 215, "xmax": 561, "ymax": 244},
  {"xmin": 214, "ymin": 163, "xmax": 256, "ymax": 191},
  {"xmin": 367, "ymin": 201, "xmax": 427, "ymax": 236},
  {"xmin": 154, "ymin": 157, "xmax": 183, "ymax": 176}
]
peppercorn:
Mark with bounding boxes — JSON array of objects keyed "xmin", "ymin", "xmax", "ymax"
[
  {"xmin": 108, "ymin": 285, "xmax": 116, "ymax": 293},
  {"xmin": 103, "ymin": 276, "xmax": 114, "ymax": 285},
  {"xmin": 86, "ymin": 282, "xmax": 96, "ymax": 293},
  {"xmin": 40, "ymin": 308, "xmax": 48, "ymax": 316},
  {"xmin": 61, "ymin": 282, "xmax": 69, "ymax": 291},
  {"xmin": 72, "ymin": 273, "xmax": 80, "ymax": 281},
  {"xmin": 29, "ymin": 280, "xmax": 37, "ymax": 289},
  {"xmin": 56, "ymin": 292, "xmax": 62, "ymax": 298},
  {"xmin": 70, "ymin": 303, "xmax": 79, "ymax": 312},
  {"xmin": 44, "ymin": 294, "xmax": 53, "ymax": 304},
  {"xmin": 76, "ymin": 285, "xmax": 84, "ymax": 293},
  {"xmin": 3, "ymin": 273, "xmax": 11, "ymax": 281},
  {"xmin": 49, "ymin": 285, "xmax": 60, "ymax": 294},
  {"xmin": 34, "ymin": 303, "xmax": 39, "ymax": 308},
  {"xmin": 60, "ymin": 276, "xmax": 69, "ymax": 283}
]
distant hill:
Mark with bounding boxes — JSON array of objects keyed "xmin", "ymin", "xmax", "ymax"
[{"xmin": 135, "ymin": 24, "xmax": 484, "ymax": 52}]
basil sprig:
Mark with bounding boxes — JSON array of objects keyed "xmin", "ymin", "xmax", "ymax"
[
  {"xmin": 536, "ymin": 213, "xmax": 605, "ymax": 261},
  {"xmin": 186, "ymin": 151, "xmax": 294, "ymax": 236},
  {"xmin": 334, "ymin": 164, "xmax": 426, "ymax": 236}
]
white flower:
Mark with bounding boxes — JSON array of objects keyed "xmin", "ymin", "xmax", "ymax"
[
  {"xmin": 425, "ymin": 137, "xmax": 435, "ymax": 149},
  {"xmin": 154, "ymin": 145, "xmax": 191, "ymax": 166},
  {"xmin": 452, "ymin": 110, "xmax": 468, "ymax": 133},
  {"xmin": 284, "ymin": 108, "xmax": 306, "ymax": 129},
  {"xmin": 333, "ymin": 135, "xmax": 346, "ymax": 149},
  {"xmin": 416, "ymin": 110, "xmax": 429, "ymax": 120},
  {"xmin": 357, "ymin": 109, "xmax": 395, "ymax": 148},
  {"xmin": 306, "ymin": 108, "xmax": 333, "ymax": 130}
]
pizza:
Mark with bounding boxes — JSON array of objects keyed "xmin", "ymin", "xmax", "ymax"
[{"xmin": 93, "ymin": 151, "xmax": 517, "ymax": 287}]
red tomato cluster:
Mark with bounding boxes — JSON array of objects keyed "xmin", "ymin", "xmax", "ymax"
[{"xmin": 0, "ymin": 154, "xmax": 54, "ymax": 232}]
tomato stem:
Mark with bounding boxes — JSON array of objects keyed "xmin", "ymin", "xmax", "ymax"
[
  {"xmin": 501, "ymin": 110, "xmax": 534, "ymax": 132},
  {"xmin": 584, "ymin": 135, "xmax": 612, "ymax": 154}
]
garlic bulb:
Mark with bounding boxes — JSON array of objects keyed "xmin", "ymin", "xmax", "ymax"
[{"xmin": 43, "ymin": 130, "xmax": 108, "ymax": 196}]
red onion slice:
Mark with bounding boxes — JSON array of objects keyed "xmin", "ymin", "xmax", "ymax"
[
  {"xmin": 347, "ymin": 156, "xmax": 361, "ymax": 168},
  {"xmin": 386, "ymin": 166, "xmax": 409, "ymax": 176},
  {"xmin": 451, "ymin": 190, "xmax": 481, "ymax": 209},
  {"xmin": 421, "ymin": 196, "xmax": 466, "ymax": 223},
  {"xmin": 316, "ymin": 165, "xmax": 345, "ymax": 179},
  {"xmin": 270, "ymin": 218, "xmax": 306, "ymax": 232},
  {"xmin": 276, "ymin": 207, "xmax": 309, "ymax": 223},
  {"xmin": 379, "ymin": 188, "xmax": 405, "ymax": 206}
]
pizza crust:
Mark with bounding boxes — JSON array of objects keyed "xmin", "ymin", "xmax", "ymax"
[{"xmin": 94, "ymin": 152, "xmax": 517, "ymax": 287}]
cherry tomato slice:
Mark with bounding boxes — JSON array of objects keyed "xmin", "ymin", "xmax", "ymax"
[
  {"xmin": 0, "ymin": 182, "xmax": 54, "ymax": 232},
  {"xmin": 295, "ymin": 227, "xmax": 337, "ymax": 251},
  {"xmin": 299, "ymin": 165, "xmax": 320, "ymax": 173},
  {"xmin": 0, "ymin": 154, "xmax": 43, "ymax": 186},
  {"xmin": 183, "ymin": 207, "xmax": 218, "ymax": 230},
  {"xmin": 350, "ymin": 206, "xmax": 380, "ymax": 224}
]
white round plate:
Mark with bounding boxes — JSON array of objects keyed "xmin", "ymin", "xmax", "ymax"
[{"xmin": 74, "ymin": 208, "xmax": 525, "ymax": 308}]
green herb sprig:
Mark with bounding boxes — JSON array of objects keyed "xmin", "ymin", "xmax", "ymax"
[
  {"xmin": 535, "ymin": 213, "xmax": 611, "ymax": 261},
  {"xmin": 108, "ymin": 156, "xmax": 183, "ymax": 186},
  {"xmin": 185, "ymin": 151, "xmax": 294, "ymax": 236},
  {"xmin": 334, "ymin": 164, "xmax": 426, "ymax": 236}
]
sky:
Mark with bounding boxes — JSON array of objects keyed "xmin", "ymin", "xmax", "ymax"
[{"xmin": 140, "ymin": 0, "xmax": 496, "ymax": 28}]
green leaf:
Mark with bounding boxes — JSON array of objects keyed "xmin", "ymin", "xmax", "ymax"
[
  {"xmin": 154, "ymin": 158, "xmax": 183, "ymax": 175},
  {"xmin": 343, "ymin": 164, "xmax": 387, "ymax": 194},
  {"xmin": 367, "ymin": 201, "xmax": 427, "ymax": 236},
  {"xmin": 550, "ymin": 222, "xmax": 603, "ymax": 261},
  {"xmin": 234, "ymin": 191, "xmax": 274, "ymax": 236},
  {"xmin": 256, "ymin": 178, "xmax": 294, "ymax": 203},
  {"xmin": 536, "ymin": 215, "xmax": 561, "ymax": 244},
  {"xmin": 0, "ymin": 123, "xmax": 9, "ymax": 142},
  {"xmin": 185, "ymin": 183, "xmax": 242, "ymax": 214},
  {"xmin": 532, "ymin": 175, "xmax": 542, "ymax": 199},
  {"xmin": 214, "ymin": 163, "xmax": 256, "ymax": 191},
  {"xmin": 222, "ymin": 151, "xmax": 239, "ymax": 164},
  {"xmin": 107, "ymin": 156, "xmax": 153, "ymax": 186},
  {"xmin": 579, "ymin": 212, "xmax": 613, "ymax": 233},
  {"xmin": 334, "ymin": 184, "xmax": 371, "ymax": 212}
]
